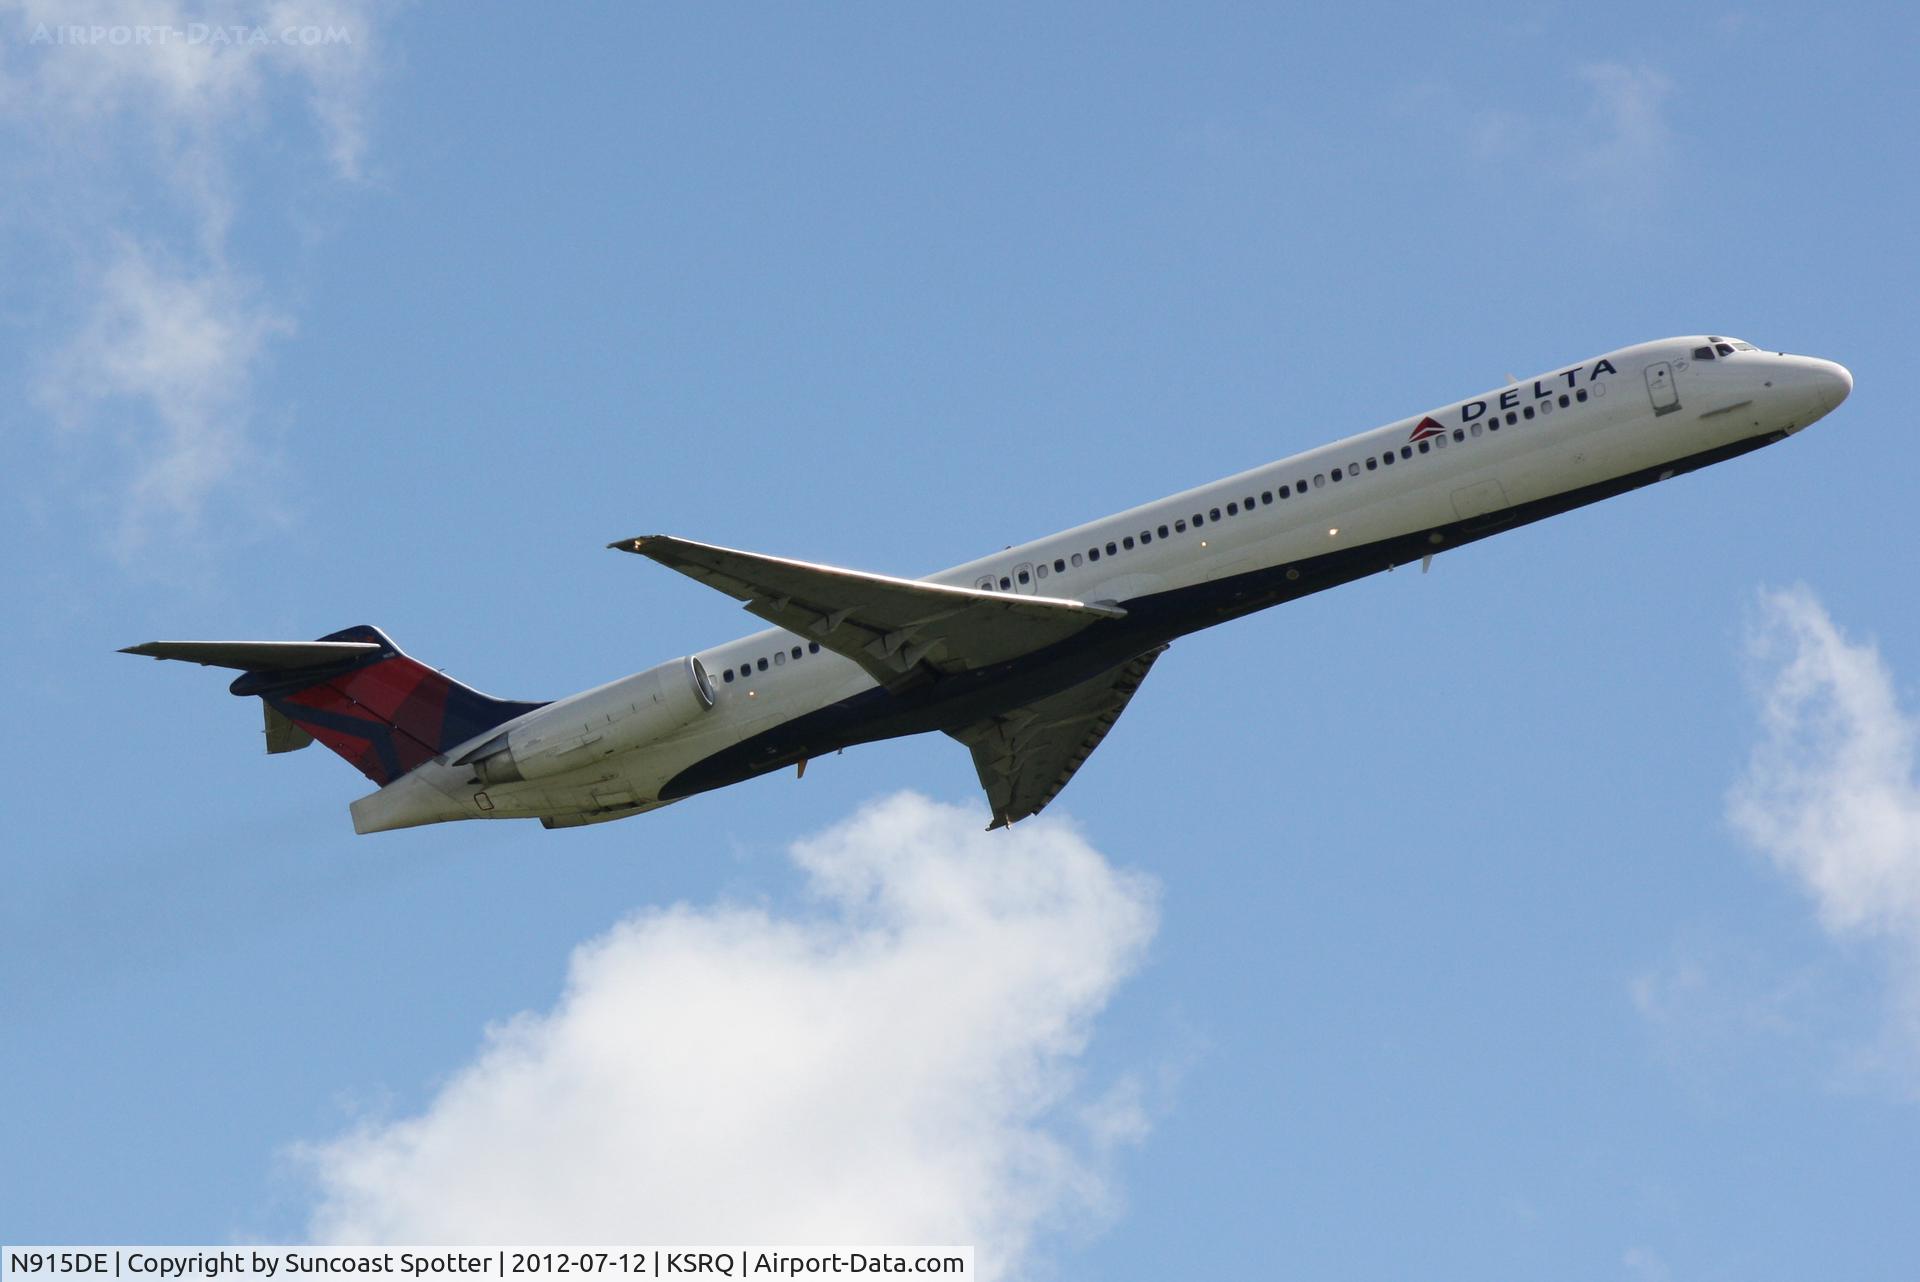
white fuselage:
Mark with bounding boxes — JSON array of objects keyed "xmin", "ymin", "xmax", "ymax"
[{"xmin": 353, "ymin": 336, "xmax": 1852, "ymax": 833}]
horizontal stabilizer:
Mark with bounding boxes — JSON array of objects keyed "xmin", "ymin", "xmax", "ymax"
[{"xmin": 119, "ymin": 640, "xmax": 380, "ymax": 671}]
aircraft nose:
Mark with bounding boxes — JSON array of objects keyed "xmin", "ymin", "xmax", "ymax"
[
  {"xmin": 1813, "ymin": 359, "xmax": 1853, "ymax": 413},
  {"xmin": 1779, "ymin": 355, "xmax": 1852, "ymax": 428}
]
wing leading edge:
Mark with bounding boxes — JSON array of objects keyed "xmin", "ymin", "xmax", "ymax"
[{"xmin": 611, "ymin": 534, "xmax": 1125, "ymax": 687}]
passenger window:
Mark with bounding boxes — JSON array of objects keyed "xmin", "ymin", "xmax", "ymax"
[
  {"xmin": 1469, "ymin": 423, "xmax": 1482, "ymax": 436},
  {"xmin": 1278, "ymin": 486, "xmax": 1289, "ymax": 499},
  {"xmin": 1435, "ymin": 436, "xmax": 1447, "ymax": 449},
  {"xmin": 723, "ymin": 669, "xmax": 734, "ymax": 683},
  {"xmin": 1089, "ymin": 548, "xmax": 1100, "ymax": 561},
  {"xmin": 1576, "ymin": 389, "xmax": 1588, "ymax": 402},
  {"xmin": 1418, "ymin": 441, "xmax": 1430, "ymax": 454},
  {"xmin": 1158, "ymin": 525, "xmax": 1170, "ymax": 538},
  {"xmin": 1331, "ymin": 468, "xmax": 1343, "ymax": 481},
  {"xmin": 1036, "ymin": 563, "xmax": 1049, "ymax": 579},
  {"xmin": 1174, "ymin": 519, "xmax": 1187, "ymax": 532},
  {"xmin": 1506, "ymin": 411, "xmax": 1518, "ymax": 424},
  {"xmin": 1106, "ymin": 541, "xmax": 1118, "ymax": 555},
  {"xmin": 1261, "ymin": 492, "xmax": 1272, "ymax": 505},
  {"xmin": 1193, "ymin": 513, "xmax": 1204, "ymax": 526},
  {"xmin": 1054, "ymin": 558, "xmax": 1066, "ymax": 572},
  {"xmin": 1227, "ymin": 502, "xmax": 1239, "ymax": 515},
  {"xmin": 757, "ymin": 658, "xmax": 768, "ymax": 672},
  {"xmin": 1017, "ymin": 568, "xmax": 1030, "ymax": 583},
  {"xmin": 809, "ymin": 642, "xmax": 821, "ymax": 653},
  {"xmin": 1071, "ymin": 553, "xmax": 1084, "ymax": 567},
  {"xmin": 1122, "ymin": 536, "xmax": 1134, "ymax": 550},
  {"xmin": 1523, "ymin": 405, "xmax": 1534, "ymax": 419},
  {"xmin": 1559, "ymin": 393, "xmax": 1570, "ymax": 407},
  {"xmin": 1313, "ymin": 474, "xmax": 1326, "ymax": 487},
  {"xmin": 792, "ymin": 646, "xmax": 802, "ymax": 660},
  {"xmin": 1209, "ymin": 508, "xmax": 1221, "ymax": 521},
  {"xmin": 1381, "ymin": 452, "xmax": 1393, "ymax": 465},
  {"xmin": 1244, "ymin": 496, "xmax": 1256, "ymax": 508},
  {"xmin": 976, "ymin": 575, "xmax": 994, "ymax": 591},
  {"xmin": 1138, "ymin": 531, "xmax": 1151, "ymax": 544},
  {"xmin": 1366, "ymin": 458, "xmax": 1377, "ymax": 470},
  {"xmin": 774, "ymin": 651, "xmax": 785, "ymax": 666}
]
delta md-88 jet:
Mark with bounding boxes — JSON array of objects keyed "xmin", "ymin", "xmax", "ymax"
[{"xmin": 127, "ymin": 336, "xmax": 1852, "ymax": 834}]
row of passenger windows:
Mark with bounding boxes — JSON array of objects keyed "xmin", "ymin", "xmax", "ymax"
[
  {"xmin": 719, "ymin": 641, "xmax": 822, "ymax": 684},
  {"xmin": 977, "ymin": 386, "xmax": 1593, "ymax": 591}
]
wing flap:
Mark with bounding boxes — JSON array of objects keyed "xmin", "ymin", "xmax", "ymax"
[
  {"xmin": 611, "ymin": 534, "xmax": 1124, "ymax": 686},
  {"xmin": 948, "ymin": 645, "xmax": 1167, "ymax": 828}
]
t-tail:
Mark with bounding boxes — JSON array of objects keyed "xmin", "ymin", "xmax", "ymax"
[{"xmin": 121, "ymin": 626, "xmax": 545, "ymax": 787}]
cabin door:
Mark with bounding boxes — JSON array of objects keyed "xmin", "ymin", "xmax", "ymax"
[{"xmin": 1644, "ymin": 361, "xmax": 1680, "ymax": 416}]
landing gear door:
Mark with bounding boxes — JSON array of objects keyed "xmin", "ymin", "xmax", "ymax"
[{"xmin": 1644, "ymin": 361, "xmax": 1680, "ymax": 416}]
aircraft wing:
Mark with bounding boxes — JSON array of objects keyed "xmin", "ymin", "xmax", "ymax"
[
  {"xmin": 610, "ymin": 534, "xmax": 1126, "ymax": 687},
  {"xmin": 947, "ymin": 645, "xmax": 1166, "ymax": 829}
]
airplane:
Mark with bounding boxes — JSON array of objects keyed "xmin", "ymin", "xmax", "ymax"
[{"xmin": 124, "ymin": 336, "xmax": 1852, "ymax": 835}]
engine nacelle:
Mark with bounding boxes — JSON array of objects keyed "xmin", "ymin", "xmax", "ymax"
[{"xmin": 465, "ymin": 656, "xmax": 715, "ymax": 785}]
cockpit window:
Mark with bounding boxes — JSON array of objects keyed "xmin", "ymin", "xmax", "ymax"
[
  {"xmin": 1715, "ymin": 343, "xmax": 1734, "ymax": 356},
  {"xmin": 1732, "ymin": 341, "xmax": 1757, "ymax": 351},
  {"xmin": 1693, "ymin": 346, "xmax": 1715, "ymax": 360}
]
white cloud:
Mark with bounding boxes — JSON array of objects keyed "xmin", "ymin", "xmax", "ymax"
[
  {"xmin": 1411, "ymin": 60, "xmax": 1673, "ymax": 214},
  {"xmin": 297, "ymin": 794, "xmax": 1159, "ymax": 1278},
  {"xmin": 1729, "ymin": 586, "xmax": 1920, "ymax": 1077},
  {"xmin": 1623, "ymin": 1245, "xmax": 1673, "ymax": 1282},
  {"xmin": 1567, "ymin": 63, "xmax": 1673, "ymax": 206},
  {"xmin": 40, "ymin": 241, "xmax": 291, "ymax": 541},
  {"xmin": 5, "ymin": 0, "xmax": 376, "ymax": 179},
  {"xmin": 2, "ymin": 0, "xmax": 378, "ymax": 542}
]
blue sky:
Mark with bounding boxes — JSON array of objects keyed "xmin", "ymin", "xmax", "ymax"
[{"xmin": 4, "ymin": 1, "xmax": 1919, "ymax": 1276}]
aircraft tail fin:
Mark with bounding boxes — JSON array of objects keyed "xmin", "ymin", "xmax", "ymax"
[{"xmin": 121, "ymin": 625, "xmax": 546, "ymax": 786}]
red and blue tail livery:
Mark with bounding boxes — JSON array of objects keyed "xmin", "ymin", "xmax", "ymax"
[{"xmin": 123, "ymin": 627, "xmax": 544, "ymax": 787}]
